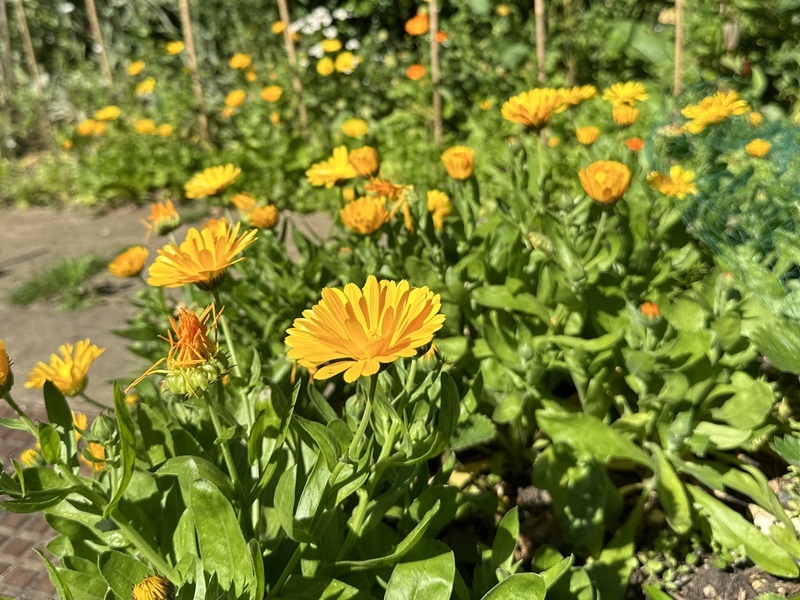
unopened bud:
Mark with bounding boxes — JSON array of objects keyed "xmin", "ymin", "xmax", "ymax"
[{"xmin": 722, "ymin": 21, "xmax": 740, "ymax": 52}]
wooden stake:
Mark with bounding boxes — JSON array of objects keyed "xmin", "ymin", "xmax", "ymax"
[
  {"xmin": 84, "ymin": 0, "xmax": 113, "ymax": 86},
  {"xmin": 276, "ymin": 0, "xmax": 309, "ymax": 140},
  {"xmin": 178, "ymin": 0, "xmax": 209, "ymax": 144},
  {"xmin": 534, "ymin": 0, "xmax": 546, "ymax": 84},
  {"xmin": 13, "ymin": 0, "xmax": 40, "ymax": 95},
  {"xmin": 429, "ymin": 0, "xmax": 442, "ymax": 146},
  {"xmin": 673, "ymin": 0, "xmax": 684, "ymax": 97},
  {"xmin": 0, "ymin": 0, "xmax": 15, "ymax": 92}
]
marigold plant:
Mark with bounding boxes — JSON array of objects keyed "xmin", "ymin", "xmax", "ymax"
[
  {"xmin": 576, "ymin": 126, "xmax": 600, "ymax": 146},
  {"xmin": 165, "ymin": 41, "xmax": 184, "ymax": 55},
  {"xmin": 578, "ymin": 160, "xmax": 631, "ymax": 204},
  {"xmin": 342, "ymin": 118, "xmax": 368, "ymax": 138},
  {"xmin": 340, "ymin": 196, "xmax": 389, "ymax": 235},
  {"xmin": 260, "ymin": 85, "xmax": 282, "ymax": 102},
  {"xmin": 247, "ymin": 205, "xmax": 279, "ymax": 229},
  {"xmin": 647, "ymin": 165, "xmax": 697, "ymax": 199},
  {"xmin": 109, "ymin": 246, "xmax": 148, "ymax": 278},
  {"xmin": 405, "ymin": 13, "xmax": 429, "ymax": 36},
  {"xmin": 25, "ymin": 340, "xmax": 105, "ymax": 397},
  {"xmin": 306, "ymin": 146, "xmax": 358, "ymax": 188},
  {"xmin": 349, "ymin": 146, "xmax": 380, "ymax": 177},
  {"xmin": 602, "ymin": 81, "xmax": 649, "ymax": 106},
  {"xmin": 745, "ymin": 138, "xmax": 771, "ymax": 157},
  {"xmin": 501, "ymin": 88, "xmax": 563, "ymax": 128},
  {"xmin": 229, "ymin": 53, "xmax": 252, "ymax": 69},
  {"xmin": 441, "ymin": 146, "xmax": 475, "ymax": 180},
  {"xmin": 184, "ymin": 164, "xmax": 241, "ymax": 199},
  {"xmin": 144, "ymin": 200, "xmax": 181, "ymax": 236}
]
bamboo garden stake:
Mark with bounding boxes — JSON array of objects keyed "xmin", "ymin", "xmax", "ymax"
[
  {"xmin": 178, "ymin": 0, "xmax": 210, "ymax": 144},
  {"xmin": 84, "ymin": 0, "xmax": 113, "ymax": 86},
  {"xmin": 276, "ymin": 0, "xmax": 309, "ymax": 140},
  {"xmin": 12, "ymin": 0, "xmax": 39, "ymax": 95},
  {"xmin": 673, "ymin": 0, "xmax": 684, "ymax": 96},
  {"xmin": 534, "ymin": 0, "xmax": 546, "ymax": 84},
  {"xmin": 429, "ymin": 0, "xmax": 442, "ymax": 146},
  {"xmin": 0, "ymin": 0, "xmax": 14, "ymax": 92}
]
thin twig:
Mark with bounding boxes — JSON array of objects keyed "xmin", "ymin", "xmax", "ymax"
[
  {"xmin": 534, "ymin": 0, "xmax": 546, "ymax": 84},
  {"xmin": 429, "ymin": 0, "xmax": 442, "ymax": 147},
  {"xmin": 276, "ymin": 0, "xmax": 309, "ymax": 141},
  {"xmin": 84, "ymin": 0, "xmax": 113, "ymax": 86},
  {"xmin": 178, "ymin": 0, "xmax": 210, "ymax": 145},
  {"xmin": 673, "ymin": 0, "xmax": 684, "ymax": 97}
]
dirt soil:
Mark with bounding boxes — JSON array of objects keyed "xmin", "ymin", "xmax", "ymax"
[{"xmin": 0, "ymin": 204, "xmax": 331, "ymax": 598}]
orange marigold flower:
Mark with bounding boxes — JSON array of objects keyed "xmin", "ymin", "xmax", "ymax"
[
  {"xmin": 0, "ymin": 338, "xmax": 11, "ymax": 395},
  {"xmin": 349, "ymin": 146, "xmax": 380, "ymax": 177},
  {"xmin": 406, "ymin": 64, "xmax": 425, "ymax": 81},
  {"xmin": 247, "ymin": 205, "xmax": 279, "ymax": 229},
  {"xmin": 340, "ymin": 196, "xmax": 389, "ymax": 235},
  {"xmin": 225, "ymin": 89, "xmax": 246, "ymax": 108},
  {"xmin": 745, "ymin": 138, "xmax": 771, "ymax": 158},
  {"xmin": 640, "ymin": 301, "xmax": 661, "ymax": 322},
  {"xmin": 260, "ymin": 85, "xmax": 283, "ymax": 102},
  {"xmin": 578, "ymin": 160, "xmax": 631, "ymax": 205},
  {"xmin": 441, "ymin": 146, "xmax": 475, "ymax": 180},
  {"xmin": 575, "ymin": 126, "xmax": 600, "ymax": 146},
  {"xmin": 501, "ymin": 88, "xmax": 563, "ymax": 128},
  {"xmin": 229, "ymin": 53, "xmax": 252, "ymax": 70},
  {"xmin": 405, "ymin": 13, "xmax": 429, "ymax": 36},
  {"xmin": 132, "ymin": 575, "xmax": 175, "ymax": 600},
  {"xmin": 365, "ymin": 177, "xmax": 406, "ymax": 201},
  {"xmin": 134, "ymin": 119, "xmax": 156, "ymax": 135},
  {"xmin": 612, "ymin": 104, "xmax": 639, "ymax": 127},
  {"xmin": 427, "ymin": 190, "xmax": 452, "ymax": 230},
  {"xmin": 127, "ymin": 61, "xmax": 145, "ymax": 76},
  {"xmin": 144, "ymin": 200, "xmax": 181, "ymax": 236},
  {"xmin": 436, "ymin": 31, "xmax": 447, "ymax": 43},
  {"xmin": 109, "ymin": 246, "xmax": 148, "ymax": 278},
  {"xmin": 625, "ymin": 137, "xmax": 644, "ymax": 152},
  {"xmin": 230, "ymin": 192, "xmax": 257, "ymax": 212}
]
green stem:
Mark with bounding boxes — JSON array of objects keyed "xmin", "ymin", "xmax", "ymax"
[
  {"xmin": 335, "ymin": 488, "xmax": 369, "ymax": 561},
  {"xmin": 207, "ymin": 382, "xmax": 246, "ymax": 502},
  {"xmin": 79, "ymin": 391, "xmax": 113, "ymax": 411},
  {"xmin": 585, "ymin": 209, "xmax": 608, "ymax": 260},
  {"xmin": 348, "ymin": 374, "xmax": 378, "ymax": 462},
  {"xmin": 268, "ymin": 542, "xmax": 305, "ymax": 598},
  {"xmin": 212, "ymin": 290, "xmax": 243, "ymax": 379},
  {"xmin": 2, "ymin": 392, "xmax": 37, "ymax": 434}
]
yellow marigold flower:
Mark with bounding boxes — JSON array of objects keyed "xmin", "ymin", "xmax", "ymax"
[
  {"xmin": 405, "ymin": 13, "xmax": 429, "ymax": 36},
  {"xmin": 221, "ymin": 107, "xmax": 235, "ymax": 119},
  {"xmin": 270, "ymin": 112, "xmax": 280, "ymax": 125},
  {"xmin": 20, "ymin": 448, "xmax": 40, "ymax": 467},
  {"xmin": 286, "ymin": 275, "xmax": 446, "ymax": 383},
  {"xmin": 441, "ymin": 146, "xmax": 475, "ymax": 180},
  {"xmin": 612, "ymin": 104, "xmax": 639, "ymax": 127},
  {"xmin": 335, "ymin": 52, "xmax": 357, "ymax": 74},
  {"xmin": 578, "ymin": 160, "xmax": 631, "ymax": 205},
  {"xmin": 406, "ymin": 64, "xmax": 425, "ymax": 81},
  {"xmin": 272, "ymin": 20, "xmax": 285, "ymax": 34},
  {"xmin": 501, "ymin": 88, "xmax": 562, "ymax": 129},
  {"xmin": 109, "ymin": 246, "xmax": 148, "ymax": 278},
  {"xmin": 602, "ymin": 82, "xmax": 649, "ymax": 106},
  {"xmin": 321, "ymin": 39, "xmax": 342, "ymax": 53},
  {"xmin": 72, "ymin": 411, "xmax": 87, "ymax": 441},
  {"xmin": 225, "ymin": 89, "xmax": 246, "ymax": 108},
  {"xmin": 547, "ymin": 136, "xmax": 559, "ymax": 148},
  {"xmin": 260, "ymin": 85, "xmax": 283, "ymax": 102},
  {"xmin": 576, "ymin": 126, "xmax": 600, "ymax": 146},
  {"xmin": 147, "ymin": 223, "xmax": 257, "ymax": 290},
  {"xmin": 647, "ymin": 165, "xmax": 697, "ymax": 199},
  {"xmin": 94, "ymin": 105, "xmax": 121, "ymax": 121},
  {"xmin": 124, "ymin": 392, "xmax": 140, "ymax": 408},
  {"xmin": 165, "ymin": 41, "xmax": 184, "ymax": 55},
  {"xmin": 745, "ymin": 138, "xmax": 771, "ymax": 158},
  {"xmin": 497, "ymin": 4, "xmax": 510, "ymax": 16},
  {"xmin": 342, "ymin": 187, "xmax": 356, "ymax": 202},
  {"xmin": 479, "ymin": 100, "xmax": 494, "ymax": 111},
  {"xmin": 231, "ymin": 192, "xmax": 257, "ymax": 212},
  {"xmin": 229, "ymin": 53, "xmax": 252, "ymax": 70},
  {"xmin": 144, "ymin": 200, "xmax": 181, "ymax": 236},
  {"xmin": 25, "ymin": 340, "xmax": 105, "ymax": 397},
  {"xmin": 247, "ymin": 205, "xmax": 279, "ymax": 229},
  {"xmin": 132, "ymin": 575, "xmax": 175, "ymax": 600},
  {"xmin": 316, "ymin": 57, "xmax": 335, "ymax": 76},
  {"xmin": 76, "ymin": 119, "xmax": 97, "ymax": 136},
  {"xmin": 157, "ymin": 124, "xmax": 173, "ymax": 137},
  {"xmin": 366, "ymin": 177, "xmax": 406, "ymax": 200},
  {"xmin": 340, "ymin": 196, "xmax": 389, "ymax": 235},
  {"xmin": 556, "ymin": 85, "xmax": 597, "ymax": 108},
  {"xmin": 135, "ymin": 77, "xmax": 156, "ymax": 96},
  {"xmin": 0, "ymin": 338, "xmax": 11, "ymax": 394},
  {"xmin": 681, "ymin": 90, "xmax": 750, "ymax": 133},
  {"xmin": 134, "ymin": 119, "xmax": 156, "ymax": 135},
  {"xmin": 94, "ymin": 122, "xmax": 108, "ymax": 136},
  {"xmin": 749, "ymin": 112, "xmax": 763, "ymax": 127},
  {"xmin": 184, "ymin": 164, "xmax": 241, "ymax": 199},
  {"xmin": 342, "ymin": 118, "xmax": 368, "ymax": 138},
  {"xmin": 245, "ymin": 69, "xmax": 257, "ymax": 82},
  {"xmin": 61, "ymin": 139, "xmax": 73, "ymax": 150},
  {"xmin": 349, "ymin": 146, "xmax": 380, "ymax": 177},
  {"xmin": 306, "ymin": 146, "xmax": 358, "ymax": 188},
  {"xmin": 127, "ymin": 60, "xmax": 145, "ymax": 76},
  {"xmin": 80, "ymin": 441, "xmax": 106, "ymax": 474},
  {"xmin": 203, "ymin": 218, "xmax": 230, "ymax": 237},
  {"xmin": 427, "ymin": 190, "xmax": 452, "ymax": 230}
]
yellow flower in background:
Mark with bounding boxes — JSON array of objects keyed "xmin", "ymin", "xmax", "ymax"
[
  {"xmin": 317, "ymin": 57, "xmax": 335, "ymax": 76},
  {"xmin": 127, "ymin": 60, "xmax": 145, "ymax": 76},
  {"xmin": 681, "ymin": 90, "xmax": 750, "ymax": 133},
  {"xmin": 427, "ymin": 190, "xmax": 452, "ymax": 230},
  {"xmin": 229, "ymin": 53, "xmax": 252, "ymax": 69},
  {"xmin": 147, "ymin": 222, "xmax": 257, "ymax": 290},
  {"xmin": 135, "ymin": 77, "xmax": 156, "ymax": 96},
  {"xmin": 405, "ymin": 13, "xmax": 429, "ymax": 36},
  {"xmin": 501, "ymin": 88, "xmax": 562, "ymax": 128},
  {"xmin": 61, "ymin": 139, "xmax": 73, "ymax": 150},
  {"xmin": 260, "ymin": 85, "xmax": 283, "ymax": 102},
  {"xmin": 745, "ymin": 138, "xmax": 771, "ymax": 157},
  {"xmin": 72, "ymin": 411, "xmax": 87, "ymax": 440},
  {"xmin": 497, "ymin": 4, "xmax": 510, "ymax": 16},
  {"xmin": 109, "ymin": 246, "xmax": 149, "ymax": 278},
  {"xmin": 165, "ymin": 41, "xmax": 184, "ymax": 55},
  {"xmin": 441, "ymin": 146, "xmax": 475, "ymax": 180},
  {"xmin": 144, "ymin": 200, "xmax": 180, "ymax": 236},
  {"xmin": 556, "ymin": 85, "xmax": 597, "ymax": 109},
  {"xmin": 270, "ymin": 112, "xmax": 281, "ymax": 125},
  {"xmin": 342, "ymin": 118, "xmax": 368, "ymax": 138},
  {"xmin": 612, "ymin": 104, "xmax": 639, "ymax": 127},
  {"xmin": 647, "ymin": 165, "xmax": 698, "ymax": 199},
  {"xmin": 340, "ymin": 196, "xmax": 389, "ymax": 234},
  {"xmin": 132, "ymin": 575, "xmax": 175, "ymax": 600},
  {"xmin": 157, "ymin": 124, "xmax": 173, "ymax": 137},
  {"xmin": 306, "ymin": 146, "xmax": 358, "ymax": 188},
  {"xmin": 76, "ymin": 119, "xmax": 98, "ymax": 136},
  {"xmin": 335, "ymin": 52, "xmax": 358, "ymax": 73},
  {"xmin": 349, "ymin": 146, "xmax": 380, "ymax": 177},
  {"xmin": 245, "ymin": 69, "xmax": 258, "ymax": 82},
  {"xmin": 94, "ymin": 105, "xmax": 121, "ymax": 121},
  {"xmin": 286, "ymin": 276, "xmax": 445, "ymax": 383},
  {"xmin": 602, "ymin": 81, "xmax": 649, "ymax": 106},
  {"xmin": 221, "ymin": 107, "xmax": 235, "ymax": 119},
  {"xmin": 366, "ymin": 177, "xmax": 406, "ymax": 201},
  {"xmin": 225, "ymin": 89, "xmax": 247, "ymax": 108},
  {"xmin": 20, "ymin": 448, "xmax": 40, "ymax": 467},
  {"xmin": 479, "ymin": 99, "xmax": 494, "ymax": 111},
  {"xmin": 342, "ymin": 187, "xmax": 356, "ymax": 202},
  {"xmin": 247, "ymin": 205, "xmax": 279, "ymax": 229},
  {"xmin": 576, "ymin": 126, "xmax": 600, "ymax": 145},
  {"xmin": 184, "ymin": 164, "xmax": 241, "ymax": 199},
  {"xmin": 749, "ymin": 112, "xmax": 763, "ymax": 127},
  {"xmin": 272, "ymin": 20, "xmax": 286, "ymax": 34},
  {"xmin": 321, "ymin": 39, "xmax": 342, "ymax": 53},
  {"xmin": 94, "ymin": 121, "xmax": 108, "ymax": 136},
  {"xmin": 231, "ymin": 192, "xmax": 257, "ymax": 212},
  {"xmin": 26, "ymin": 340, "xmax": 105, "ymax": 397},
  {"xmin": 81, "ymin": 441, "xmax": 106, "ymax": 474},
  {"xmin": 548, "ymin": 136, "xmax": 560, "ymax": 148},
  {"xmin": 579, "ymin": 160, "xmax": 631, "ymax": 205},
  {"xmin": 0, "ymin": 338, "xmax": 11, "ymax": 393},
  {"xmin": 134, "ymin": 119, "xmax": 156, "ymax": 135}
]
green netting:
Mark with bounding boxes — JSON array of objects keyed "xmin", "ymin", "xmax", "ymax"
[{"xmin": 647, "ymin": 87, "xmax": 800, "ymax": 322}]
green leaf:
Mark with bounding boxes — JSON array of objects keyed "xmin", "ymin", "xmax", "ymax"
[
  {"xmin": 294, "ymin": 415, "xmax": 342, "ymax": 470},
  {"xmin": 648, "ymin": 444, "xmax": 691, "ymax": 534},
  {"xmin": 43, "ymin": 380, "xmax": 75, "ymax": 465},
  {"xmin": 189, "ymin": 478, "xmax": 254, "ymax": 595},
  {"xmin": 536, "ymin": 410, "xmax": 651, "ymax": 467},
  {"xmin": 385, "ymin": 542, "xmax": 455, "ymax": 600},
  {"xmin": 688, "ymin": 486, "xmax": 798, "ymax": 578},
  {"xmin": 277, "ymin": 576, "xmax": 372, "ymax": 599},
  {"xmin": 157, "ymin": 456, "xmax": 235, "ymax": 499},
  {"xmin": 539, "ymin": 555, "xmax": 573, "ymax": 589},
  {"xmin": 772, "ymin": 435, "xmax": 800, "ymax": 467},
  {"xmin": 35, "ymin": 550, "xmax": 75, "ymax": 600},
  {"xmin": 98, "ymin": 550, "xmax": 151, "ymax": 600},
  {"xmin": 105, "ymin": 383, "xmax": 136, "ymax": 519},
  {"xmin": 450, "ymin": 413, "xmax": 496, "ymax": 452},
  {"xmin": 491, "ymin": 507, "xmax": 519, "ymax": 573},
  {"xmin": 749, "ymin": 319, "xmax": 800, "ymax": 374},
  {"xmin": 711, "ymin": 373, "xmax": 774, "ymax": 430},
  {"xmin": 480, "ymin": 573, "xmax": 546, "ymax": 600},
  {"xmin": 694, "ymin": 422, "xmax": 752, "ymax": 450},
  {"xmin": 248, "ymin": 539, "xmax": 265, "ymax": 600},
  {"xmin": 472, "ymin": 285, "xmax": 549, "ymax": 321},
  {"xmin": 38, "ymin": 423, "xmax": 61, "ymax": 464},
  {"xmin": 641, "ymin": 584, "xmax": 673, "ymax": 600},
  {"xmin": 666, "ymin": 299, "xmax": 706, "ymax": 332},
  {"xmin": 59, "ymin": 568, "xmax": 108, "ymax": 599},
  {"xmin": 137, "ymin": 404, "xmax": 174, "ymax": 466}
]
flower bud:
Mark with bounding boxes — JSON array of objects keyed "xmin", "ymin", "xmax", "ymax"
[{"xmin": 722, "ymin": 21, "xmax": 740, "ymax": 52}]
